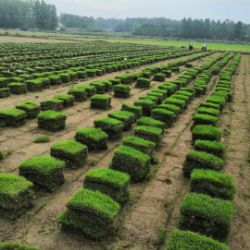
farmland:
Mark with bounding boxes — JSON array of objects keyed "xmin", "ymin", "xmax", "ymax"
[{"xmin": 0, "ymin": 38, "xmax": 249, "ymax": 250}]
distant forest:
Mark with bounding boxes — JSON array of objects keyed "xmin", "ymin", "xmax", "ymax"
[{"xmin": 0, "ymin": 0, "xmax": 250, "ymax": 42}]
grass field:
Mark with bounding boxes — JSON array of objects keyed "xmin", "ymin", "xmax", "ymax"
[{"xmin": 1, "ymin": 28, "xmax": 250, "ymax": 52}]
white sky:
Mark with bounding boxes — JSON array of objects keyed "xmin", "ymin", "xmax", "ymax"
[{"xmin": 46, "ymin": 0, "xmax": 250, "ymax": 23}]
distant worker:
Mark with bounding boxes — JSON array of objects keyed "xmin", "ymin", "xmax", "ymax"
[
  {"xmin": 188, "ymin": 44, "xmax": 194, "ymax": 51},
  {"xmin": 124, "ymin": 57, "xmax": 128, "ymax": 61},
  {"xmin": 202, "ymin": 44, "xmax": 207, "ymax": 51}
]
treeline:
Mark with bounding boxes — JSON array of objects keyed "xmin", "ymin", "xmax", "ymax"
[
  {"xmin": 60, "ymin": 14, "xmax": 250, "ymax": 42},
  {"xmin": 0, "ymin": 0, "xmax": 57, "ymax": 30}
]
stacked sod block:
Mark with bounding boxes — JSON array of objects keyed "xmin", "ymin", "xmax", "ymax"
[
  {"xmin": 108, "ymin": 111, "xmax": 135, "ymax": 131},
  {"xmin": 194, "ymin": 140, "xmax": 225, "ymax": 158},
  {"xmin": 122, "ymin": 135, "xmax": 156, "ymax": 157},
  {"xmin": 0, "ymin": 108, "xmax": 27, "ymax": 127},
  {"xmin": 121, "ymin": 103, "xmax": 142, "ymax": 119},
  {"xmin": 37, "ymin": 111, "xmax": 67, "ymax": 131},
  {"xmin": 192, "ymin": 125, "xmax": 221, "ymax": 144},
  {"xmin": 0, "ymin": 174, "xmax": 34, "ymax": 219},
  {"xmin": 54, "ymin": 94, "xmax": 75, "ymax": 107},
  {"xmin": 110, "ymin": 78, "xmax": 121, "ymax": 86},
  {"xmin": 114, "ymin": 84, "xmax": 130, "ymax": 98},
  {"xmin": 158, "ymin": 103, "xmax": 181, "ymax": 115},
  {"xmin": 19, "ymin": 155, "xmax": 65, "ymax": 192},
  {"xmin": 25, "ymin": 79, "xmax": 43, "ymax": 92},
  {"xmin": 139, "ymin": 95, "xmax": 159, "ymax": 105},
  {"xmin": 0, "ymin": 77, "xmax": 9, "ymax": 88},
  {"xmin": 183, "ymin": 150, "xmax": 224, "ymax": 178},
  {"xmin": 94, "ymin": 117, "xmax": 124, "ymax": 140},
  {"xmin": 137, "ymin": 117, "xmax": 165, "ymax": 129},
  {"xmin": 40, "ymin": 99, "xmax": 64, "ymax": 111},
  {"xmin": 180, "ymin": 193, "xmax": 233, "ymax": 241},
  {"xmin": 197, "ymin": 107, "xmax": 220, "ymax": 117},
  {"xmin": 134, "ymin": 99, "xmax": 157, "ymax": 116},
  {"xmin": 134, "ymin": 125, "xmax": 163, "ymax": 146},
  {"xmin": 16, "ymin": 102, "xmax": 40, "ymax": 119},
  {"xmin": 164, "ymin": 229, "xmax": 229, "ymax": 250},
  {"xmin": 75, "ymin": 127, "xmax": 108, "ymax": 151},
  {"xmin": 68, "ymin": 87, "xmax": 87, "ymax": 102},
  {"xmin": 90, "ymin": 82, "xmax": 106, "ymax": 94},
  {"xmin": 84, "ymin": 168, "xmax": 130, "ymax": 204},
  {"xmin": 207, "ymin": 96, "xmax": 226, "ymax": 110},
  {"xmin": 192, "ymin": 114, "xmax": 218, "ymax": 127},
  {"xmin": 50, "ymin": 140, "xmax": 88, "ymax": 169},
  {"xmin": 199, "ymin": 101, "xmax": 220, "ymax": 110},
  {"xmin": 151, "ymin": 108, "xmax": 176, "ymax": 127},
  {"xmin": 191, "ymin": 169, "xmax": 235, "ymax": 200},
  {"xmin": 0, "ymin": 87, "xmax": 10, "ymax": 98},
  {"xmin": 111, "ymin": 145, "xmax": 151, "ymax": 182},
  {"xmin": 90, "ymin": 94, "xmax": 111, "ymax": 110},
  {"xmin": 148, "ymin": 92, "xmax": 164, "ymax": 102},
  {"xmin": 80, "ymin": 85, "xmax": 96, "ymax": 97},
  {"xmin": 154, "ymin": 73, "xmax": 166, "ymax": 82},
  {"xmin": 136, "ymin": 78, "xmax": 151, "ymax": 88},
  {"xmin": 9, "ymin": 82, "xmax": 27, "ymax": 94},
  {"xmin": 0, "ymin": 242, "xmax": 40, "ymax": 250},
  {"xmin": 58, "ymin": 189, "xmax": 120, "ymax": 239},
  {"xmin": 164, "ymin": 97, "xmax": 186, "ymax": 109},
  {"xmin": 172, "ymin": 94, "xmax": 190, "ymax": 103}
]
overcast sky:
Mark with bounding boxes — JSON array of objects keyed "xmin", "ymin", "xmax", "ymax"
[{"xmin": 46, "ymin": 0, "xmax": 250, "ymax": 23}]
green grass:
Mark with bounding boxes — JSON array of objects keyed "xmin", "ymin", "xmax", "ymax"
[
  {"xmin": 19, "ymin": 155, "xmax": 65, "ymax": 174},
  {"xmin": 0, "ymin": 242, "xmax": 40, "ymax": 250},
  {"xmin": 137, "ymin": 116, "xmax": 165, "ymax": 129},
  {"xmin": 0, "ymin": 108, "xmax": 26, "ymax": 118},
  {"xmin": 37, "ymin": 110, "xmax": 66, "ymax": 120},
  {"xmin": 16, "ymin": 102, "xmax": 39, "ymax": 111},
  {"xmin": 51, "ymin": 140, "xmax": 87, "ymax": 155},
  {"xmin": 194, "ymin": 140, "xmax": 225, "ymax": 157},
  {"xmin": 67, "ymin": 189, "xmax": 120, "ymax": 221},
  {"xmin": 192, "ymin": 125, "xmax": 222, "ymax": 143},
  {"xmin": 33, "ymin": 135, "xmax": 50, "ymax": 143},
  {"xmin": 164, "ymin": 229, "xmax": 229, "ymax": 250}
]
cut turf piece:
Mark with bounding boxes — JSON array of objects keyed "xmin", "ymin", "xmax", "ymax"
[
  {"xmin": 84, "ymin": 168, "xmax": 130, "ymax": 204},
  {"xmin": 40, "ymin": 99, "xmax": 64, "ymax": 111},
  {"xmin": 9, "ymin": 82, "xmax": 27, "ymax": 94},
  {"xmin": 94, "ymin": 117, "xmax": 124, "ymax": 140},
  {"xmin": 197, "ymin": 107, "xmax": 220, "ymax": 117},
  {"xmin": 114, "ymin": 84, "xmax": 130, "ymax": 98},
  {"xmin": 199, "ymin": 101, "xmax": 220, "ymax": 110},
  {"xmin": 134, "ymin": 125, "xmax": 163, "ymax": 146},
  {"xmin": 59, "ymin": 189, "xmax": 120, "ymax": 239},
  {"xmin": 16, "ymin": 101, "xmax": 40, "ymax": 119},
  {"xmin": 19, "ymin": 155, "xmax": 65, "ymax": 192},
  {"xmin": 183, "ymin": 150, "xmax": 224, "ymax": 178},
  {"xmin": 139, "ymin": 95, "xmax": 159, "ymax": 104},
  {"xmin": 111, "ymin": 145, "xmax": 151, "ymax": 182},
  {"xmin": 0, "ymin": 87, "xmax": 10, "ymax": 98},
  {"xmin": 191, "ymin": 169, "xmax": 235, "ymax": 200},
  {"xmin": 121, "ymin": 103, "xmax": 142, "ymax": 119},
  {"xmin": 0, "ymin": 173, "xmax": 34, "ymax": 219},
  {"xmin": 158, "ymin": 103, "xmax": 181, "ymax": 115},
  {"xmin": 122, "ymin": 135, "xmax": 156, "ymax": 157},
  {"xmin": 136, "ymin": 78, "xmax": 151, "ymax": 88},
  {"xmin": 134, "ymin": 99, "xmax": 157, "ymax": 116},
  {"xmin": 192, "ymin": 114, "xmax": 218, "ymax": 127},
  {"xmin": 151, "ymin": 108, "xmax": 176, "ymax": 127},
  {"xmin": 136, "ymin": 116, "xmax": 165, "ymax": 129},
  {"xmin": 180, "ymin": 193, "xmax": 233, "ymax": 241},
  {"xmin": 50, "ymin": 140, "xmax": 88, "ymax": 169},
  {"xmin": 0, "ymin": 242, "xmax": 40, "ymax": 250},
  {"xmin": 68, "ymin": 87, "xmax": 87, "ymax": 102},
  {"xmin": 75, "ymin": 127, "xmax": 108, "ymax": 151},
  {"xmin": 54, "ymin": 94, "xmax": 75, "ymax": 107},
  {"xmin": 154, "ymin": 73, "xmax": 166, "ymax": 82},
  {"xmin": 192, "ymin": 125, "xmax": 221, "ymax": 144},
  {"xmin": 207, "ymin": 96, "xmax": 226, "ymax": 110},
  {"xmin": 163, "ymin": 97, "xmax": 186, "ymax": 108},
  {"xmin": 194, "ymin": 140, "xmax": 225, "ymax": 158},
  {"xmin": 80, "ymin": 84, "xmax": 96, "ymax": 97},
  {"xmin": 164, "ymin": 229, "xmax": 229, "ymax": 250},
  {"xmin": 90, "ymin": 94, "xmax": 111, "ymax": 110},
  {"xmin": 37, "ymin": 111, "xmax": 67, "ymax": 131},
  {"xmin": 0, "ymin": 108, "xmax": 27, "ymax": 127},
  {"xmin": 108, "ymin": 111, "xmax": 135, "ymax": 131}
]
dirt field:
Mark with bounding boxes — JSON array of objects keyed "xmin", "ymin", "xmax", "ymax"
[{"xmin": 0, "ymin": 54, "xmax": 249, "ymax": 250}]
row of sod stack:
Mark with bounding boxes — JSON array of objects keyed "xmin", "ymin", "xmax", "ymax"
[
  {"xmin": 55, "ymin": 48, "xmax": 219, "ymax": 241},
  {"xmin": 164, "ymin": 53, "xmax": 240, "ymax": 249}
]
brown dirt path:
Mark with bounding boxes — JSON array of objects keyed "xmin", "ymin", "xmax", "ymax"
[{"xmin": 220, "ymin": 55, "xmax": 250, "ymax": 250}]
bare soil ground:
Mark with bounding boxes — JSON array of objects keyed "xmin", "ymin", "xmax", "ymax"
[{"xmin": 0, "ymin": 36, "xmax": 72, "ymax": 43}]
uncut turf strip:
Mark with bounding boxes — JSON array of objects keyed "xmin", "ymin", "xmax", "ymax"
[
  {"xmin": 219, "ymin": 55, "xmax": 250, "ymax": 250},
  {"xmin": 0, "ymin": 52, "xmax": 202, "ymax": 109},
  {"xmin": 0, "ymin": 57, "xmax": 210, "ymax": 173},
  {"xmin": 0, "ymin": 57, "xmax": 212, "ymax": 248}
]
